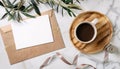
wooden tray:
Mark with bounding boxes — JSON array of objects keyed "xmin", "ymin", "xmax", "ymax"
[{"xmin": 69, "ymin": 11, "xmax": 113, "ymax": 54}]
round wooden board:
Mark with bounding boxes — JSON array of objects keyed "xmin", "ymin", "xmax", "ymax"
[{"xmin": 69, "ymin": 11, "xmax": 113, "ymax": 54}]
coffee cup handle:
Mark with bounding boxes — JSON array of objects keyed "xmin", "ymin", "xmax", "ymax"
[{"xmin": 91, "ymin": 18, "xmax": 98, "ymax": 25}]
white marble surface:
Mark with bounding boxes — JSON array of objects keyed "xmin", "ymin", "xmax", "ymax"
[{"xmin": 0, "ymin": 0, "xmax": 120, "ymax": 69}]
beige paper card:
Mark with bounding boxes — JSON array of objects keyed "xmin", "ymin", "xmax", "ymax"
[{"xmin": 0, "ymin": 10, "xmax": 65, "ymax": 64}]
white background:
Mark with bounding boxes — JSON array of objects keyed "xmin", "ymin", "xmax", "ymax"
[{"xmin": 0, "ymin": 0, "xmax": 120, "ymax": 69}]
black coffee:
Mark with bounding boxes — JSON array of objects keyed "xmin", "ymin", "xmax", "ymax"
[{"xmin": 76, "ymin": 23, "xmax": 94, "ymax": 42}]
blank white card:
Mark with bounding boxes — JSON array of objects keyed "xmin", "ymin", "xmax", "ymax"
[{"xmin": 11, "ymin": 15, "xmax": 54, "ymax": 50}]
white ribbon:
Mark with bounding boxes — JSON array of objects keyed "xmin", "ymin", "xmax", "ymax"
[{"xmin": 40, "ymin": 44, "xmax": 119, "ymax": 69}]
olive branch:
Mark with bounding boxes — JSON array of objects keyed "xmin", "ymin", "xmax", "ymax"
[{"xmin": 0, "ymin": 0, "xmax": 82, "ymax": 22}]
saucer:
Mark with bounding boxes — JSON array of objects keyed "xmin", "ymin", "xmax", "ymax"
[{"xmin": 69, "ymin": 11, "xmax": 113, "ymax": 54}]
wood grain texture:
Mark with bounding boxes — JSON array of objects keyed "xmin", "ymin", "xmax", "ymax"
[{"xmin": 69, "ymin": 11, "xmax": 113, "ymax": 54}]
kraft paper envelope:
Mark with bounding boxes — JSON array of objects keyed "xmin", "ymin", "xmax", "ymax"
[{"xmin": 0, "ymin": 10, "xmax": 65, "ymax": 64}]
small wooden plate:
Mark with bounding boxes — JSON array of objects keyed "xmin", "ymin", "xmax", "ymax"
[{"xmin": 69, "ymin": 11, "xmax": 113, "ymax": 54}]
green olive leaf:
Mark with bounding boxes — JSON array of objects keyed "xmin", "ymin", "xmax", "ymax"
[
  {"xmin": 56, "ymin": 4, "xmax": 59, "ymax": 13},
  {"xmin": 31, "ymin": 0, "xmax": 41, "ymax": 15},
  {"xmin": 6, "ymin": 0, "xmax": 14, "ymax": 8},
  {"xmin": 17, "ymin": 12, "xmax": 22, "ymax": 22},
  {"xmin": 17, "ymin": 0, "xmax": 25, "ymax": 10},
  {"xmin": 8, "ymin": 11, "xmax": 16, "ymax": 20},
  {"xmin": 23, "ymin": 4, "xmax": 33, "ymax": 12},
  {"xmin": 2, "ymin": 0, "xmax": 7, "ymax": 6},
  {"xmin": 76, "ymin": 0, "xmax": 81, "ymax": 4},
  {"xmin": 50, "ymin": 0, "xmax": 55, "ymax": 8},
  {"xmin": 62, "ymin": 6, "xmax": 71, "ymax": 16},
  {"xmin": 62, "ymin": 8, "xmax": 64, "ymax": 16},
  {"xmin": 1, "ymin": 13, "xmax": 8, "ymax": 19},
  {"xmin": 12, "ymin": 0, "xmax": 17, "ymax": 4},
  {"xmin": 47, "ymin": 1, "xmax": 52, "ymax": 8},
  {"xmin": 5, "ymin": 8, "xmax": 14, "ymax": 20},
  {"xmin": 22, "ymin": 12, "xmax": 35, "ymax": 18},
  {"xmin": 67, "ymin": 4, "xmax": 81, "ymax": 10},
  {"xmin": 71, "ymin": 12, "xmax": 76, "ymax": 17},
  {"xmin": 62, "ymin": 0, "xmax": 73, "ymax": 4},
  {"xmin": 26, "ymin": 6, "xmax": 34, "ymax": 12},
  {"xmin": 0, "ymin": 1, "xmax": 4, "ymax": 6},
  {"xmin": 68, "ymin": 11, "xmax": 72, "ymax": 16},
  {"xmin": 36, "ymin": 0, "xmax": 40, "ymax": 4},
  {"xmin": 62, "ymin": 6, "xmax": 76, "ymax": 17}
]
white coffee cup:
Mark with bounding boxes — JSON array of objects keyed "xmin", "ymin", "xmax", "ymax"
[{"xmin": 75, "ymin": 18, "xmax": 98, "ymax": 43}]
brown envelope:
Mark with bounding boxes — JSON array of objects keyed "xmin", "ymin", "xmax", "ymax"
[{"xmin": 0, "ymin": 10, "xmax": 65, "ymax": 64}]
